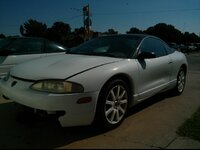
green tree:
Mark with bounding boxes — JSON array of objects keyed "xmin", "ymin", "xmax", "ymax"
[
  {"xmin": 144, "ymin": 23, "xmax": 183, "ymax": 44},
  {"xmin": 64, "ymin": 27, "xmax": 85, "ymax": 48},
  {"xmin": 0, "ymin": 33, "xmax": 6, "ymax": 39},
  {"xmin": 20, "ymin": 19, "xmax": 47, "ymax": 37},
  {"xmin": 47, "ymin": 21, "xmax": 71, "ymax": 44},
  {"xmin": 74, "ymin": 27, "xmax": 85, "ymax": 36},
  {"xmin": 104, "ymin": 29, "xmax": 118, "ymax": 35},
  {"xmin": 127, "ymin": 27, "xmax": 143, "ymax": 34},
  {"xmin": 183, "ymin": 32, "xmax": 200, "ymax": 44}
]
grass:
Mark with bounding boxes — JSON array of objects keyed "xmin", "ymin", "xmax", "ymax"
[{"xmin": 177, "ymin": 107, "xmax": 200, "ymax": 142}]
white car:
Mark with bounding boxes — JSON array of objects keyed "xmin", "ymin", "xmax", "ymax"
[
  {"xmin": 188, "ymin": 44, "xmax": 197, "ymax": 51},
  {"xmin": 0, "ymin": 34, "xmax": 188, "ymax": 129},
  {"xmin": 0, "ymin": 37, "xmax": 67, "ymax": 78}
]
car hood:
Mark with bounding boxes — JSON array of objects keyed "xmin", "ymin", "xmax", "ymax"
[{"xmin": 11, "ymin": 54, "xmax": 122, "ymax": 80}]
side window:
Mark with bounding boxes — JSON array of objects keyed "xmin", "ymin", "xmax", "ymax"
[
  {"xmin": 8, "ymin": 39, "xmax": 43, "ymax": 55},
  {"xmin": 154, "ymin": 39, "xmax": 167, "ymax": 57},
  {"xmin": 140, "ymin": 37, "xmax": 167, "ymax": 57},
  {"xmin": 140, "ymin": 38, "xmax": 155, "ymax": 53},
  {"xmin": 165, "ymin": 45, "xmax": 175, "ymax": 54},
  {"xmin": 45, "ymin": 41, "xmax": 67, "ymax": 53}
]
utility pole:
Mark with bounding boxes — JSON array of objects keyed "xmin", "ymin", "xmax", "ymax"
[{"xmin": 83, "ymin": 4, "xmax": 92, "ymax": 40}]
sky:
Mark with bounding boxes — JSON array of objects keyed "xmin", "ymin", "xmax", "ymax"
[{"xmin": 0, "ymin": 0, "xmax": 200, "ymax": 36}]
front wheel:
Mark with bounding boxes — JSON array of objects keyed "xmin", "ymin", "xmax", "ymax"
[{"xmin": 95, "ymin": 79, "xmax": 130, "ymax": 129}]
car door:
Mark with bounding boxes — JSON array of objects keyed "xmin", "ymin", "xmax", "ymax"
[{"xmin": 136, "ymin": 37, "xmax": 172, "ymax": 100}]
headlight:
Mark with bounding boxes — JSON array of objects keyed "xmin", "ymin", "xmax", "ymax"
[{"xmin": 31, "ymin": 80, "xmax": 84, "ymax": 94}]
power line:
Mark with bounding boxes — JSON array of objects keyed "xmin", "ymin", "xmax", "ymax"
[
  {"xmin": 66, "ymin": 8, "xmax": 200, "ymax": 18},
  {"xmin": 1, "ymin": 8, "xmax": 200, "ymax": 32},
  {"xmin": 93, "ymin": 8, "xmax": 200, "ymax": 16},
  {"xmin": 65, "ymin": 14, "xmax": 82, "ymax": 21}
]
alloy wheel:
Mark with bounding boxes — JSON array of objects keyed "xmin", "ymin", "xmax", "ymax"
[
  {"xmin": 177, "ymin": 70, "xmax": 185, "ymax": 93},
  {"xmin": 104, "ymin": 85, "xmax": 128, "ymax": 124}
]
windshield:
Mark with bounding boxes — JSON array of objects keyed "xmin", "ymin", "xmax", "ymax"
[
  {"xmin": 0, "ymin": 38, "xmax": 15, "ymax": 51},
  {"xmin": 67, "ymin": 35, "xmax": 141, "ymax": 58}
]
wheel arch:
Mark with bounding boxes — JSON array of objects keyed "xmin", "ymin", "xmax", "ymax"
[
  {"xmin": 105, "ymin": 73, "xmax": 134, "ymax": 94},
  {"xmin": 180, "ymin": 64, "xmax": 187, "ymax": 74},
  {"xmin": 97, "ymin": 73, "xmax": 135, "ymax": 108},
  {"xmin": 93, "ymin": 73, "xmax": 135, "ymax": 128}
]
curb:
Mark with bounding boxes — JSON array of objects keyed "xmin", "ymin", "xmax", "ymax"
[{"xmin": 167, "ymin": 136, "xmax": 200, "ymax": 149}]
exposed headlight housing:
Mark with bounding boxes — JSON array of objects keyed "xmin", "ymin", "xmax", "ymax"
[{"xmin": 31, "ymin": 80, "xmax": 84, "ymax": 94}]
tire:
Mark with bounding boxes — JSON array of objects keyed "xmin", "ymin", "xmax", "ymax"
[
  {"xmin": 172, "ymin": 67, "xmax": 186, "ymax": 95},
  {"xmin": 95, "ymin": 79, "xmax": 130, "ymax": 129}
]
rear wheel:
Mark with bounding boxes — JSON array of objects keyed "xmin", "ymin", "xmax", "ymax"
[
  {"xmin": 95, "ymin": 79, "xmax": 130, "ymax": 129},
  {"xmin": 173, "ymin": 67, "xmax": 186, "ymax": 95}
]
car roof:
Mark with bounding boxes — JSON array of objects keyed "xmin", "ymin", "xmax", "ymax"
[
  {"xmin": 100, "ymin": 34, "xmax": 156, "ymax": 39},
  {"xmin": 6, "ymin": 37, "xmax": 46, "ymax": 40}
]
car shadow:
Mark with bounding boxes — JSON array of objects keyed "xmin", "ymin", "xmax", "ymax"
[
  {"xmin": 0, "ymin": 91, "xmax": 176, "ymax": 148},
  {"xmin": 0, "ymin": 101, "xmax": 110, "ymax": 149},
  {"xmin": 126, "ymin": 90, "xmax": 176, "ymax": 117}
]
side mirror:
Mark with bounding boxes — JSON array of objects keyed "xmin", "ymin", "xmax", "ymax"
[{"xmin": 137, "ymin": 51, "xmax": 156, "ymax": 59}]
